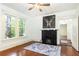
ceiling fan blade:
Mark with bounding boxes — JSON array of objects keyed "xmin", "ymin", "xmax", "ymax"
[
  {"xmin": 39, "ymin": 3, "xmax": 50, "ymax": 6},
  {"xmin": 28, "ymin": 7, "xmax": 33, "ymax": 10},
  {"xmin": 28, "ymin": 3, "xmax": 50, "ymax": 6},
  {"xmin": 39, "ymin": 8, "xmax": 42, "ymax": 12},
  {"xmin": 28, "ymin": 6, "xmax": 34, "ymax": 10},
  {"xmin": 28, "ymin": 3, "xmax": 35, "ymax": 5}
]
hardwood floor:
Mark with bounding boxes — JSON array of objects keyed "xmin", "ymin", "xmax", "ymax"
[
  {"xmin": 61, "ymin": 46, "xmax": 79, "ymax": 56},
  {"xmin": 0, "ymin": 41, "xmax": 79, "ymax": 56}
]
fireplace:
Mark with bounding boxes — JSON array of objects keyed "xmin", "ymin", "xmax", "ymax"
[{"xmin": 42, "ymin": 30, "xmax": 57, "ymax": 45}]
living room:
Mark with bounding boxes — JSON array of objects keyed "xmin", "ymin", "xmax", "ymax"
[{"xmin": 0, "ymin": 3, "xmax": 79, "ymax": 56}]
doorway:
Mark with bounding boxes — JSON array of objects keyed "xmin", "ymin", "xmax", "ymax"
[
  {"xmin": 60, "ymin": 24, "xmax": 67, "ymax": 40},
  {"xmin": 59, "ymin": 24, "xmax": 72, "ymax": 46}
]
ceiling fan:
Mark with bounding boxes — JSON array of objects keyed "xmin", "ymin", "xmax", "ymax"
[{"xmin": 28, "ymin": 3, "xmax": 50, "ymax": 12}]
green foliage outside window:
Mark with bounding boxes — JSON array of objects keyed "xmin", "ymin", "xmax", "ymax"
[
  {"xmin": 4, "ymin": 15, "xmax": 25, "ymax": 38},
  {"xmin": 19, "ymin": 18, "xmax": 25, "ymax": 36},
  {"xmin": 7, "ymin": 27, "xmax": 15, "ymax": 38}
]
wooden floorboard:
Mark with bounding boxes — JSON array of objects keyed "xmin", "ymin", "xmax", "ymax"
[{"xmin": 0, "ymin": 41, "xmax": 79, "ymax": 56}]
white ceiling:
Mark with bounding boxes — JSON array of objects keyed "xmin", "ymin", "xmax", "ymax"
[{"xmin": 2, "ymin": 3, "xmax": 79, "ymax": 16}]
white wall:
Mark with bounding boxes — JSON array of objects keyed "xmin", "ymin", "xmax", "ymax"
[
  {"xmin": 72, "ymin": 17, "xmax": 78, "ymax": 51},
  {"xmin": 67, "ymin": 19, "xmax": 73, "ymax": 41},
  {"xmin": 77, "ymin": 7, "xmax": 79, "ymax": 51},
  {"xmin": 0, "ymin": 4, "xmax": 2, "ymax": 43},
  {"xmin": 60, "ymin": 24, "xmax": 67, "ymax": 36},
  {"xmin": 25, "ymin": 16, "xmax": 42, "ymax": 41}
]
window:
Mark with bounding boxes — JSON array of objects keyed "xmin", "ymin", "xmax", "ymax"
[
  {"xmin": 2, "ymin": 14, "xmax": 25, "ymax": 38},
  {"xmin": 19, "ymin": 18, "xmax": 25, "ymax": 36}
]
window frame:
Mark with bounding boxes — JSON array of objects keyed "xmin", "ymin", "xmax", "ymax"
[{"xmin": 2, "ymin": 13, "xmax": 26, "ymax": 39}]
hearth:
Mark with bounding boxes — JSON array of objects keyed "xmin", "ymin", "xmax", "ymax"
[{"xmin": 42, "ymin": 30, "xmax": 57, "ymax": 45}]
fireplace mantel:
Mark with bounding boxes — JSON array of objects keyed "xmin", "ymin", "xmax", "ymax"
[{"xmin": 42, "ymin": 28, "xmax": 57, "ymax": 30}]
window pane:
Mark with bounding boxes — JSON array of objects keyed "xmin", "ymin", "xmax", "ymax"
[
  {"xmin": 19, "ymin": 18, "xmax": 25, "ymax": 36},
  {"xmin": 6, "ymin": 16, "xmax": 15, "ymax": 38},
  {"xmin": 6, "ymin": 16, "xmax": 11, "ymax": 38},
  {"xmin": 10, "ymin": 16, "xmax": 15, "ymax": 37}
]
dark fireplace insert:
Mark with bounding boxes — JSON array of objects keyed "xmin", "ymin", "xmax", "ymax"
[{"xmin": 42, "ymin": 30, "xmax": 57, "ymax": 45}]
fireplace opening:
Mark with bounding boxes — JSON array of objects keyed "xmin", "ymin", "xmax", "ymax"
[{"xmin": 42, "ymin": 30, "xmax": 57, "ymax": 45}]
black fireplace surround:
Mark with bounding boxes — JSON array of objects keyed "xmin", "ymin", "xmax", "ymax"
[
  {"xmin": 42, "ymin": 30, "xmax": 57, "ymax": 45},
  {"xmin": 42, "ymin": 15, "xmax": 57, "ymax": 45}
]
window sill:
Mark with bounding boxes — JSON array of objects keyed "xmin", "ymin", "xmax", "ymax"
[{"xmin": 3, "ymin": 36, "xmax": 26, "ymax": 40}]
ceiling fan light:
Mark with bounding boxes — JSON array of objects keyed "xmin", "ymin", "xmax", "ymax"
[{"xmin": 34, "ymin": 4, "xmax": 39, "ymax": 8}]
